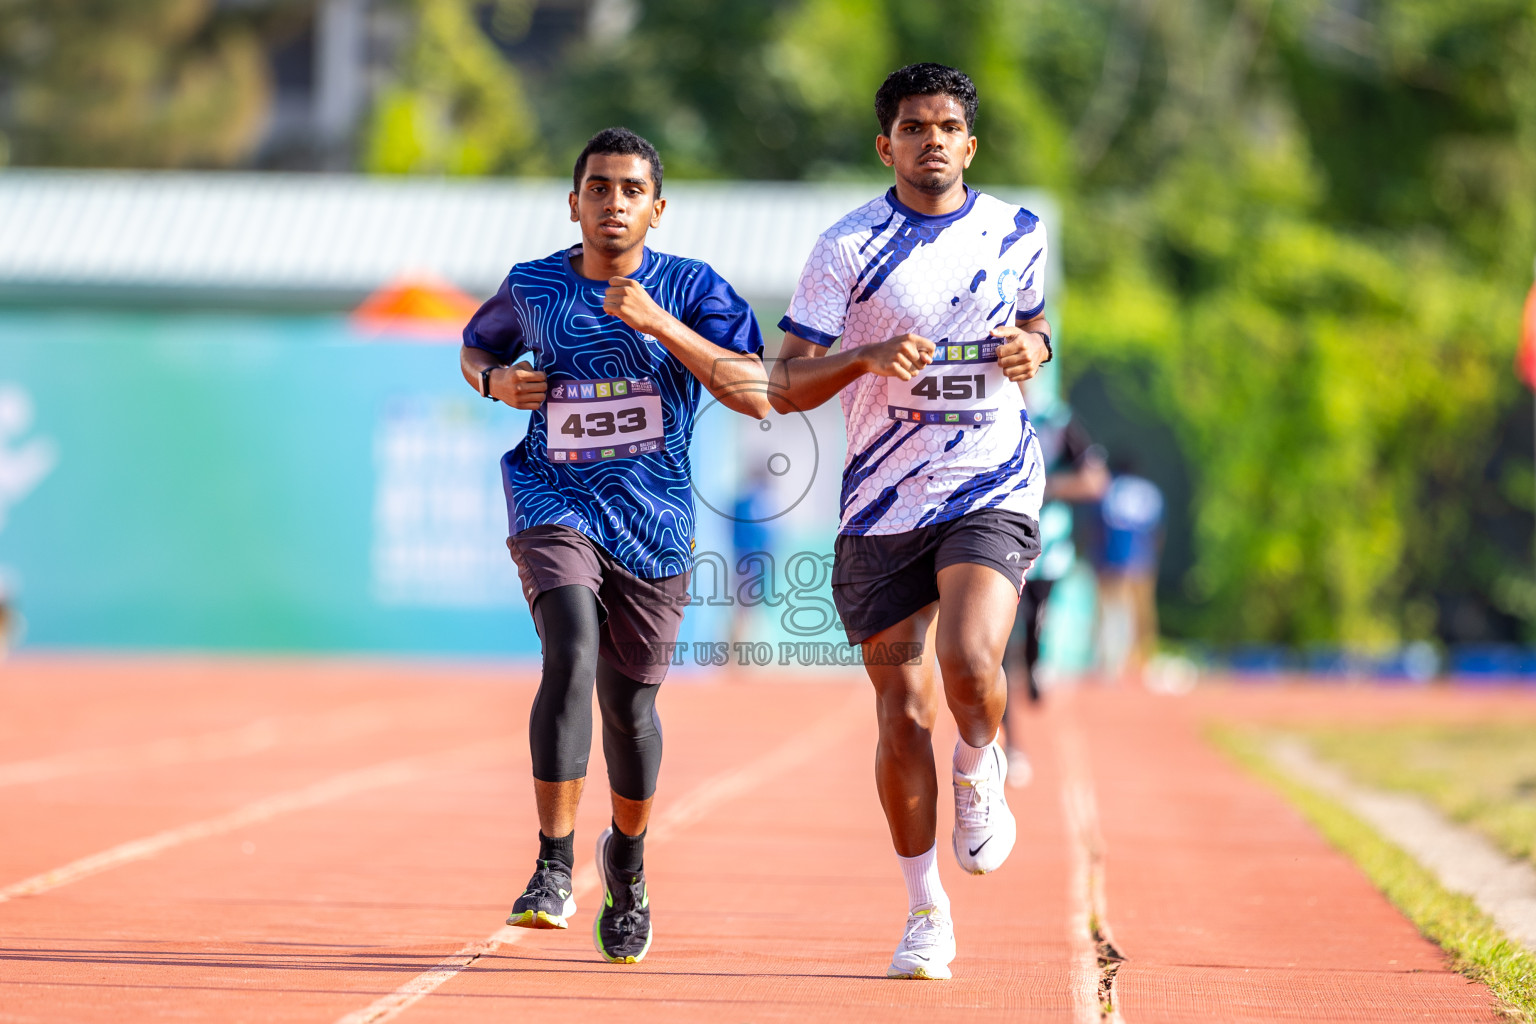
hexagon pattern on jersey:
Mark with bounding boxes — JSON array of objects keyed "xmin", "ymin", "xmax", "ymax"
[{"xmin": 781, "ymin": 188, "xmax": 1048, "ymax": 536}]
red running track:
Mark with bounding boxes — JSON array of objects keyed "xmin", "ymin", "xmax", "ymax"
[{"xmin": 0, "ymin": 657, "xmax": 1525, "ymax": 1022}]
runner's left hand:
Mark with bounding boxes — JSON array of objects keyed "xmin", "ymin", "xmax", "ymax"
[
  {"xmin": 604, "ymin": 277, "xmax": 667, "ymax": 335},
  {"xmin": 993, "ymin": 325, "xmax": 1049, "ymax": 382}
]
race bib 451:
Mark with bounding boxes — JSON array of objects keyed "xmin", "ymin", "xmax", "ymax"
[
  {"xmin": 886, "ymin": 340, "xmax": 1008, "ymax": 425},
  {"xmin": 545, "ymin": 377, "xmax": 665, "ymax": 463}
]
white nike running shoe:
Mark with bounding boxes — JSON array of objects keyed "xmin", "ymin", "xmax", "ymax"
[
  {"xmin": 953, "ymin": 740, "xmax": 1017, "ymax": 874},
  {"xmin": 887, "ymin": 902, "xmax": 956, "ymax": 980}
]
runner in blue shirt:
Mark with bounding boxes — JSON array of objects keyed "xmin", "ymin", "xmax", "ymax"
[{"xmin": 459, "ymin": 128, "xmax": 768, "ymax": 963}]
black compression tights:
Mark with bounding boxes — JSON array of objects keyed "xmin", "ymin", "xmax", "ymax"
[{"xmin": 527, "ymin": 585, "xmax": 663, "ymax": 801}]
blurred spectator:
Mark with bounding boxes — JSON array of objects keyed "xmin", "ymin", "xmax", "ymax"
[
  {"xmin": 729, "ymin": 465, "xmax": 776, "ymax": 652},
  {"xmin": 1095, "ymin": 464, "xmax": 1165, "ymax": 683},
  {"xmin": 0, "ymin": 579, "xmax": 13, "ymax": 660},
  {"xmin": 1001, "ymin": 389, "xmax": 1108, "ymax": 786}
]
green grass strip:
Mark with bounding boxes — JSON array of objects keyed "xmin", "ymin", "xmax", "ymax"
[
  {"xmin": 1211, "ymin": 726, "xmax": 1536, "ymax": 1022},
  {"xmin": 1306, "ymin": 723, "xmax": 1536, "ymax": 869}
]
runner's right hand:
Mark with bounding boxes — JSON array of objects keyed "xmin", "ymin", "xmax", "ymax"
[
  {"xmin": 490, "ymin": 365, "xmax": 548, "ymax": 410},
  {"xmin": 859, "ymin": 333, "xmax": 935, "ymax": 381}
]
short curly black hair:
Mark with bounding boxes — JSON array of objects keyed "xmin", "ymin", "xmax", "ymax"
[
  {"xmin": 874, "ymin": 63, "xmax": 978, "ymax": 137},
  {"xmin": 572, "ymin": 127, "xmax": 664, "ymax": 196}
]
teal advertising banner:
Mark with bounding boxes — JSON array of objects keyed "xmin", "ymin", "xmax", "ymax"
[
  {"xmin": 1, "ymin": 311, "xmax": 533, "ymax": 652},
  {"xmin": 0, "ymin": 310, "xmax": 860, "ymax": 658}
]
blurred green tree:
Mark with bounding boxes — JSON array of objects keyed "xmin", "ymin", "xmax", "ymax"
[
  {"xmin": 0, "ymin": 0, "xmax": 284, "ymax": 168},
  {"xmin": 363, "ymin": 0, "xmax": 546, "ymax": 175},
  {"xmin": 1058, "ymin": 0, "xmax": 1536, "ymax": 647},
  {"xmin": 548, "ymin": 0, "xmax": 1074, "ymax": 184}
]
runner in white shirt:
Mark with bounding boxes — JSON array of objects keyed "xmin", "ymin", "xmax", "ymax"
[{"xmin": 770, "ymin": 63, "xmax": 1054, "ymax": 981}]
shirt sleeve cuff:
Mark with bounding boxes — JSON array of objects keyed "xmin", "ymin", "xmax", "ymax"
[
  {"xmin": 1015, "ymin": 301, "xmax": 1046, "ymax": 323},
  {"xmin": 777, "ymin": 316, "xmax": 839, "ymax": 348}
]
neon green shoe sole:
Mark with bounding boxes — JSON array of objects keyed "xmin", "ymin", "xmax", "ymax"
[{"xmin": 507, "ymin": 907, "xmax": 571, "ymax": 929}]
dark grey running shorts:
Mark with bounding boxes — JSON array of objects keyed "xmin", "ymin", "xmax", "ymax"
[
  {"xmin": 506, "ymin": 525, "xmax": 691, "ymax": 685},
  {"xmin": 832, "ymin": 509, "xmax": 1042, "ymax": 646}
]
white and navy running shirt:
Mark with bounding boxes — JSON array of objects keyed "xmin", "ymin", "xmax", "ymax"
[{"xmin": 780, "ymin": 187, "xmax": 1048, "ymax": 536}]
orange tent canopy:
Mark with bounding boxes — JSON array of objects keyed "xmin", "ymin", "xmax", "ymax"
[
  {"xmin": 1519, "ymin": 278, "xmax": 1536, "ymax": 390},
  {"xmin": 350, "ymin": 274, "xmax": 481, "ymax": 342}
]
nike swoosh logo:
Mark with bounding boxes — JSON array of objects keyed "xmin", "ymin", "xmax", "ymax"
[
  {"xmin": 968, "ymin": 837, "xmax": 992, "ymax": 857},
  {"xmin": 911, "ymin": 954, "xmax": 929, "ymax": 961}
]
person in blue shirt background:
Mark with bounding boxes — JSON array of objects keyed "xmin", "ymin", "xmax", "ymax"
[
  {"xmin": 459, "ymin": 127, "xmax": 769, "ymax": 963},
  {"xmin": 1094, "ymin": 460, "xmax": 1165, "ymax": 684},
  {"xmin": 999, "ymin": 391, "xmax": 1107, "ymax": 786},
  {"xmin": 729, "ymin": 463, "xmax": 777, "ymax": 651}
]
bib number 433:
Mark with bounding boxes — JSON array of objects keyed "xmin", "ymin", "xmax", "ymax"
[
  {"xmin": 545, "ymin": 377, "xmax": 665, "ymax": 463},
  {"xmin": 558, "ymin": 406, "xmax": 649, "ymax": 439}
]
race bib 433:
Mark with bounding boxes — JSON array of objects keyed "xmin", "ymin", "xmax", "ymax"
[
  {"xmin": 545, "ymin": 377, "xmax": 665, "ymax": 463},
  {"xmin": 886, "ymin": 340, "xmax": 1008, "ymax": 425}
]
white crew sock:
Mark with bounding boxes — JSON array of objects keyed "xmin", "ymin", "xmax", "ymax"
[
  {"xmin": 897, "ymin": 843, "xmax": 948, "ymax": 912},
  {"xmin": 953, "ymin": 732, "xmax": 997, "ymax": 776}
]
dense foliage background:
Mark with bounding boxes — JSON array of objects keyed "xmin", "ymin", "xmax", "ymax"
[{"xmin": 3, "ymin": 0, "xmax": 1533, "ymax": 650}]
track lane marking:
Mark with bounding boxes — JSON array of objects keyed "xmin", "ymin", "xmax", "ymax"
[
  {"xmin": 0, "ymin": 740, "xmax": 506, "ymax": 904},
  {"xmin": 0, "ymin": 698, "xmax": 445, "ymax": 789},
  {"xmin": 333, "ymin": 687, "xmax": 867, "ymax": 1024},
  {"xmin": 1056, "ymin": 692, "xmax": 1125, "ymax": 1024}
]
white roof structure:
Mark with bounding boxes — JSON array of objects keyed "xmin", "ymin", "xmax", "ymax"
[{"xmin": 0, "ymin": 170, "xmax": 1054, "ymax": 305}]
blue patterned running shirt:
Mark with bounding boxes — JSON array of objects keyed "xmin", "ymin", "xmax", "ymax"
[{"xmin": 464, "ymin": 245, "xmax": 764, "ymax": 578}]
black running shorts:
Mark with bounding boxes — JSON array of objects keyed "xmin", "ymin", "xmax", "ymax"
[
  {"xmin": 831, "ymin": 509, "xmax": 1042, "ymax": 646},
  {"xmin": 507, "ymin": 525, "xmax": 691, "ymax": 685}
]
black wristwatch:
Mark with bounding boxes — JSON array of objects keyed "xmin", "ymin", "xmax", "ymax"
[
  {"xmin": 479, "ymin": 364, "xmax": 500, "ymax": 401},
  {"xmin": 1030, "ymin": 330, "xmax": 1053, "ymax": 363}
]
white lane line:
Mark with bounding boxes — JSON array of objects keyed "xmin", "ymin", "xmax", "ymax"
[
  {"xmin": 0, "ymin": 740, "xmax": 505, "ymax": 904},
  {"xmin": 1055, "ymin": 694, "xmax": 1123, "ymax": 1024},
  {"xmin": 334, "ymin": 687, "xmax": 867, "ymax": 1024},
  {"xmin": 0, "ymin": 698, "xmax": 442, "ymax": 789},
  {"xmin": 1269, "ymin": 736, "xmax": 1536, "ymax": 951}
]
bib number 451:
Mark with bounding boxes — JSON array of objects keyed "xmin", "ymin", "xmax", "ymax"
[
  {"xmin": 910, "ymin": 374, "xmax": 987, "ymax": 401},
  {"xmin": 559, "ymin": 407, "xmax": 648, "ymax": 439}
]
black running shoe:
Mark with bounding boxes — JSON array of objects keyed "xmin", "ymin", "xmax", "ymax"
[
  {"xmin": 593, "ymin": 827, "xmax": 652, "ymax": 963},
  {"xmin": 507, "ymin": 859, "xmax": 576, "ymax": 929}
]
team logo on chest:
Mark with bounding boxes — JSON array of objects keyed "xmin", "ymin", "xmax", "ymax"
[{"xmin": 995, "ymin": 267, "xmax": 1020, "ymax": 305}]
